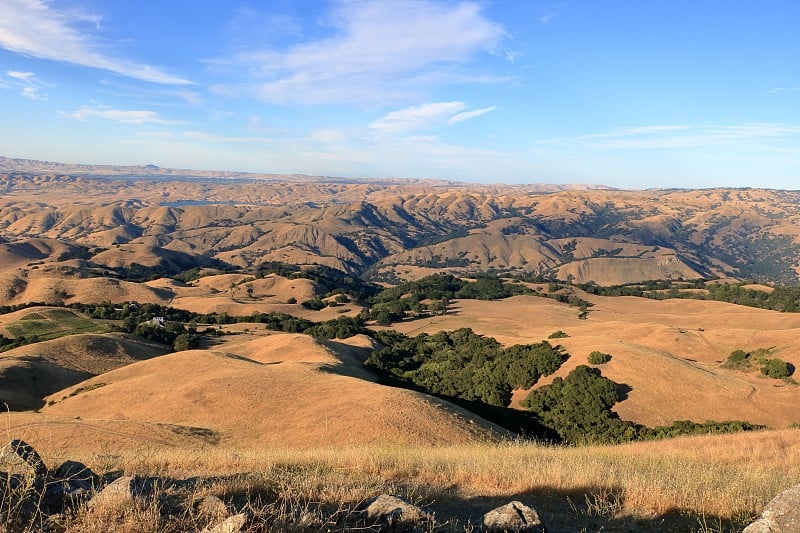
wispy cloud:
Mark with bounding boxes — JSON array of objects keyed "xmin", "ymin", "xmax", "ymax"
[
  {"xmin": 66, "ymin": 106, "xmax": 174, "ymax": 124},
  {"xmin": 371, "ymin": 102, "xmax": 466, "ymax": 132},
  {"xmin": 22, "ymin": 86, "xmax": 46, "ymax": 101},
  {"xmin": 184, "ymin": 131, "xmax": 272, "ymax": 143},
  {"xmin": 448, "ymin": 105, "xmax": 496, "ymax": 124},
  {"xmin": 5, "ymin": 69, "xmax": 48, "ymax": 100},
  {"xmin": 211, "ymin": 0, "xmax": 507, "ymax": 105},
  {"xmin": 371, "ymin": 101, "xmax": 495, "ymax": 132},
  {"xmin": 541, "ymin": 123, "xmax": 800, "ymax": 150},
  {"xmin": 7, "ymin": 71, "xmax": 34, "ymax": 81},
  {"xmin": 0, "ymin": 0, "xmax": 190, "ymax": 85},
  {"xmin": 768, "ymin": 87, "xmax": 800, "ymax": 94}
]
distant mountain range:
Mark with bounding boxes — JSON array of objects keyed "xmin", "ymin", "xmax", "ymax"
[{"xmin": 1, "ymin": 156, "xmax": 798, "ymax": 285}]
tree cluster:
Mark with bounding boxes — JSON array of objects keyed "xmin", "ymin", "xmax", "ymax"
[
  {"xmin": 365, "ymin": 273, "xmax": 530, "ymax": 324},
  {"xmin": 366, "ymin": 328, "xmax": 567, "ymax": 407}
]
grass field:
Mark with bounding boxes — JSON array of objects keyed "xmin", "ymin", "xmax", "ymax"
[
  {"xmin": 11, "ymin": 428, "xmax": 797, "ymax": 532},
  {"xmin": 3, "ymin": 308, "xmax": 110, "ymax": 341}
]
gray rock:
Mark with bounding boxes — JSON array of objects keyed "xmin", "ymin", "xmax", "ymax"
[
  {"xmin": 364, "ymin": 494, "xmax": 433, "ymax": 532},
  {"xmin": 53, "ymin": 460, "xmax": 98, "ymax": 489},
  {"xmin": 744, "ymin": 484, "xmax": 800, "ymax": 532},
  {"xmin": 482, "ymin": 501, "xmax": 546, "ymax": 532},
  {"xmin": 196, "ymin": 494, "xmax": 230, "ymax": 521},
  {"xmin": 201, "ymin": 512, "xmax": 248, "ymax": 533},
  {"xmin": 87, "ymin": 476, "xmax": 150, "ymax": 509},
  {"xmin": 0, "ymin": 439, "xmax": 47, "ymax": 478}
]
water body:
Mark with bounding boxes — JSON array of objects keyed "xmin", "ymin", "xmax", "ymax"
[{"xmin": 160, "ymin": 200, "xmax": 238, "ymax": 207}]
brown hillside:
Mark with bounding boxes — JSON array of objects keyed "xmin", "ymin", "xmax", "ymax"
[
  {"xmin": 0, "ymin": 266, "xmax": 173, "ymax": 305},
  {"xmin": 0, "ymin": 333, "xmax": 169, "ymax": 410},
  {"xmin": 392, "ymin": 294, "xmax": 800, "ymax": 428},
  {"xmin": 3, "ymin": 169, "xmax": 800, "ymax": 283},
  {"xmin": 41, "ymin": 333, "xmax": 506, "ymax": 448}
]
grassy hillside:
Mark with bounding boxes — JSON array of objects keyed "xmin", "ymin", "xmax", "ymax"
[
  {"xmin": 3, "ymin": 170, "xmax": 800, "ymax": 284},
  {"xmin": 3, "ymin": 427, "xmax": 798, "ymax": 531}
]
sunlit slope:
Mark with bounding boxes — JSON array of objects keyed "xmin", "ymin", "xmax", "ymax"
[
  {"xmin": 3, "ymin": 171, "xmax": 800, "ymax": 283},
  {"xmin": 391, "ymin": 294, "xmax": 800, "ymax": 428},
  {"xmin": 41, "ymin": 333, "xmax": 506, "ymax": 447}
]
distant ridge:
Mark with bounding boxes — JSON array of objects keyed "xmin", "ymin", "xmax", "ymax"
[
  {"xmin": 1, "ymin": 156, "xmax": 800, "ymax": 284},
  {"xmin": 0, "ymin": 155, "xmax": 614, "ymax": 192}
]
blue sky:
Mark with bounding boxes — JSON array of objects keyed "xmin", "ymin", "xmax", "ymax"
[{"xmin": 1, "ymin": 1, "xmax": 799, "ymax": 189}]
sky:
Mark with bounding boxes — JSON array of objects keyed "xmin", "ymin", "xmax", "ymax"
[{"xmin": 1, "ymin": 0, "xmax": 799, "ymax": 189}]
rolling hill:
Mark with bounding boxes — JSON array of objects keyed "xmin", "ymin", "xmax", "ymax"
[
  {"xmin": 2, "ymin": 160, "xmax": 800, "ymax": 285},
  {"xmin": 37, "ymin": 333, "xmax": 505, "ymax": 449}
]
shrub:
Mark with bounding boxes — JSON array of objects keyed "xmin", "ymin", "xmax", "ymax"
[
  {"xmin": 301, "ymin": 298, "xmax": 326, "ymax": 310},
  {"xmin": 548, "ymin": 330, "xmax": 569, "ymax": 339},
  {"xmin": 521, "ymin": 365, "xmax": 638, "ymax": 444},
  {"xmin": 173, "ymin": 333, "xmax": 200, "ymax": 351},
  {"xmin": 725, "ymin": 349, "xmax": 750, "ymax": 369},
  {"xmin": 761, "ymin": 358, "xmax": 791, "ymax": 379},
  {"xmin": 588, "ymin": 351, "xmax": 611, "ymax": 365}
]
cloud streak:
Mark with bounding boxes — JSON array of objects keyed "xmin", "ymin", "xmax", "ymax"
[
  {"xmin": 371, "ymin": 101, "xmax": 495, "ymax": 132},
  {"xmin": 448, "ymin": 105, "xmax": 496, "ymax": 124},
  {"xmin": 5, "ymin": 69, "xmax": 48, "ymax": 100},
  {"xmin": 541, "ymin": 124, "xmax": 800, "ymax": 150},
  {"xmin": 67, "ymin": 106, "xmax": 174, "ymax": 124},
  {"xmin": 212, "ymin": 0, "xmax": 506, "ymax": 105},
  {"xmin": 0, "ymin": 0, "xmax": 190, "ymax": 85}
]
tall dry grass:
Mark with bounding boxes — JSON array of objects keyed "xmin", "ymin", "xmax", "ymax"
[{"xmin": 32, "ymin": 428, "xmax": 800, "ymax": 528}]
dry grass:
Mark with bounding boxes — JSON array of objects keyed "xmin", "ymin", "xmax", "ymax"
[
  {"xmin": 393, "ymin": 294, "xmax": 800, "ymax": 428},
  {"xmin": 9, "ymin": 428, "xmax": 794, "ymax": 532}
]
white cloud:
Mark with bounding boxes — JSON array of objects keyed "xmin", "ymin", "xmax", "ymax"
[
  {"xmin": 22, "ymin": 86, "xmax": 46, "ymax": 100},
  {"xmin": 184, "ymin": 131, "xmax": 272, "ymax": 143},
  {"xmin": 67, "ymin": 106, "xmax": 173, "ymax": 124},
  {"xmin": 6, "ymin": 69, "xmax": 48, "ymax": 100},
  {"xmin": 175, "ymin": 90, "xmax": 203, "ymax": 104},
  {"xmin": 7, "ymin": 70, "xmax": 34, "ymax": 81},
  {"xmin": 448, "ymin": 105, "xmax": 496, "ymax": 124},
  {"xmin": 371, "ymin": 101, "xmax": 495, "ymax": 132},
  {"xmin": 309, "ymin": 128, "xmax": 346, "ymax": 143},
  {"xmin": 768, "ymin": 87, "xmax": 800, "ymax": 94},
  {"xmin": 541, "ymin": 123, "xmax": 800, "ymax": 150},
  {"xmin": 136, "ymin": 131, "xmax": 174, "ymax": 138},
  {"xmin": 370, "ymin": 102, "xmax": 466, "ymax": 132},
  {"xmin": 212, "ymin": 0, "xmax": 507, "ymax": 105},
  {"xmin": 0, "ymin": 0, "xmax": 190, "ymax": 85}
]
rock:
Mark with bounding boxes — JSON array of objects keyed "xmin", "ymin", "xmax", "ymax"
[
  {"xmin": 52, "ymin": 460, "xmax": 99, "ymax": 492},
  {"xmin": 482, "ymin": 501, "xmax": 546, "ymax": 532},
  {"xmin": 201, "ymin": 512, "xmax": 248, "ymax": 533},
  {"xmin": 87, "ymin": 476, "xmax": 150, "ymax": 509},
  {"xmin": 196, "ymin": 494, "xmax": 230, "ymax": 521},
  {"xmin": 0, "ymin": 439, "xmax": 47, "ymax": 478},
  {"xmin": 364, "ymin": 494, "xmax": 433, "ymax": 532},
  {"xmin": 744, "ymin": 484, "xmax": 800, "ymax": 532}
]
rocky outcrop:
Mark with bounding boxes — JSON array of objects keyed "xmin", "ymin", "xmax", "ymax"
[
  {"xmin": 482, "ymin": 501, "xmax": 547, "ymax": 532},
  {"xmin": 364, "ymin": 494, "xmax": 434, "ymax": 532},
  {"xmin": 0, "ymin": 439, "xmax": 47, "ymax": 478},
  {"xmin": 744, "ymin": 484, "xmax": 800, "ymax": 532}
]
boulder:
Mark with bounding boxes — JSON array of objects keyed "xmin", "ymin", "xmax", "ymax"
[
  {"xmin": 744, "ymin": 484, "xmax": 800, "ymax": 532},
  {"xmin": 52, "ymin": 460, "xmax": 99, "ymax": 491},
  {"xmin": 87, "ymin": 476, "xmax": 151, "ymax": 509},
  {"xmin": 364, "ymin": 494, "xmax": 434, "ymax": 532},
  {"xmin": 201, "ymin": 512, "xmax": 248, "ymax": 533},
  {"xmin": 196, "ymin": 494, "xmax": 230, "ymax": 521},
  {"xmin": 0, "ymin": 439, "xmax": 47, "ymax": 478},
  {"xmin": 482, "ymin": 501, "xmax": 546, "ymax": 532}
]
